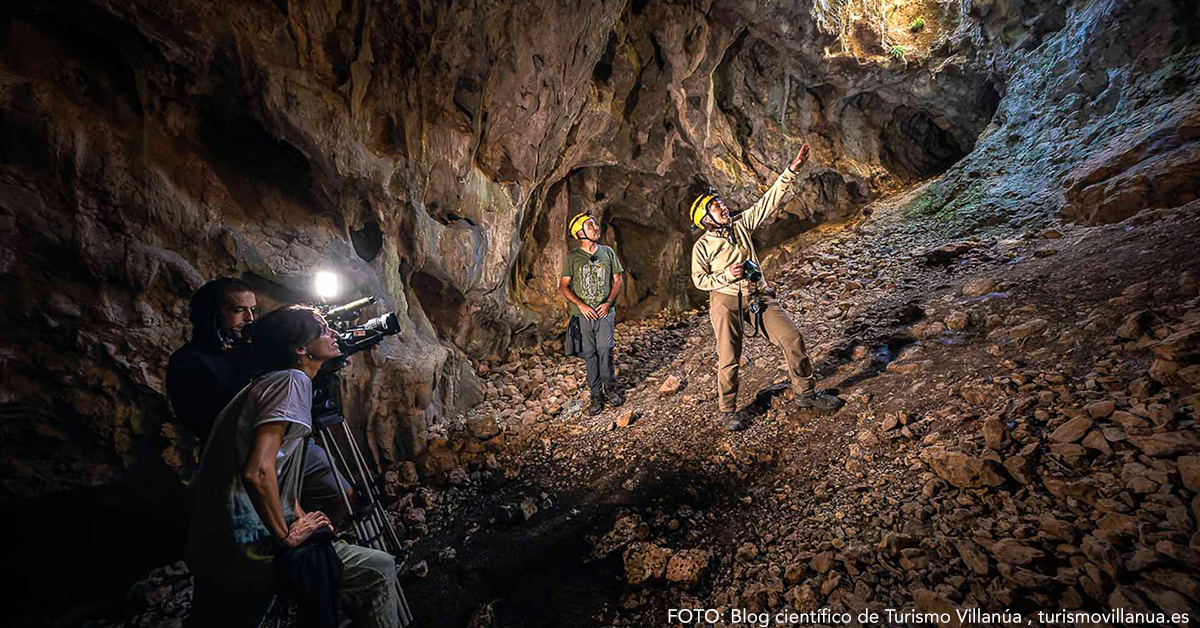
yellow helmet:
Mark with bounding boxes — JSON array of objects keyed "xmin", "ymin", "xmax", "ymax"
[
  {"xmin": 689, "ymin": 194, "xmax": 716, "ymax": 229},
  {"xmin": 568, "ymin": 212, "xmax": 592, "ymax": 238}
]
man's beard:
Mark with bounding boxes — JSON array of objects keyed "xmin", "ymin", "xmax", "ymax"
[{"xmin": 218, "ymin": 326, "xmax": 247, "ymax": 348}]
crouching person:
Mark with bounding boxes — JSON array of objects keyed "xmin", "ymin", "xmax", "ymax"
[
  {"xmin": 689, "ymin": 143, "xmax": 844, "ymax": 431},
  {"xmin": 185, "ymin": 305, "xmax": 407, "ymax": 627},
  {"xmin": 560, "ymin": 212, "xmax": 625, "ymax": 416}
]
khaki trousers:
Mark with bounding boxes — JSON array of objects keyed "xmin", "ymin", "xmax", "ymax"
[{"xmin": 709, "ymin": 292, "xmax": 814, "ymax": 413}]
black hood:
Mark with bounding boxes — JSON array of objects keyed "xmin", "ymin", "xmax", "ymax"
[{"xmin": 187, "ymin": 278, "xmax": 241, "ymax": 351}]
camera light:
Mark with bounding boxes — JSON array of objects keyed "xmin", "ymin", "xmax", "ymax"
[{"xmin": 314, "ymin": 271, "xmax": 339, "ymax": 299}]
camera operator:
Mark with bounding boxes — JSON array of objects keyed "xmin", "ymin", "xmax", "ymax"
[
  {"xmin": 186, "ymin": 306, "xmax": 406, "ymax": 627},
  {"xmin": 559, "ymin": 212, "xmax": 626, "ymax": 416},
  {"xmin": 167, "ymin": 279, "xmax": 352, "ymax": 525},
  {"xmin": 689, "ymin": 144, "xmax": 844, "ymax": 431}
]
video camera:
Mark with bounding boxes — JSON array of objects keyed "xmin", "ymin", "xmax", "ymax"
[
  {"xmin": 318, "ymin": 296, "xmax": 402, "ymax": 359},
  {"xmin": 310, "ymin": 293, "xmax": 400, "ymax": 430}
]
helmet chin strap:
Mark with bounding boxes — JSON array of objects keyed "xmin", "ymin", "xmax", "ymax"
[{"xmin": 702, "ymin": 213, "xmax": 733, "ymax": 238}]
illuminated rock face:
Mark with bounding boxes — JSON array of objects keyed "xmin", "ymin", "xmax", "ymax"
[{"xmin": 0, "ymin": 0, "xmax": 1196, "ymax": 497}]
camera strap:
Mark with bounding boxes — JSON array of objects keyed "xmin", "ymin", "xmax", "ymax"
[{"xmin": 737, "ymin": 288, "xmax": 766, "ymax": 339}]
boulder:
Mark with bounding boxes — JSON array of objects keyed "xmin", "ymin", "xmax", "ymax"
[
  {"xmin": 962, "ymin": 278, "xmax": 998, "ymax": 298},
  {"xmin": 921, "ymin": 447, "xmax": 1006, "ymax": 488},
  {"xmin": 622, "ymin": 542, "xmax": 671, "ymax": 585},
  {"xmin": 665, "ymin": 550, "xmax": 711, "ymax": 588},
  {"xmin": 1049, "ymin": 416, "xmax": 1094, "ymax": 443}
]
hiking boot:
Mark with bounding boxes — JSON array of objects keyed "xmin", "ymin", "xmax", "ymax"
[
  {"xmin": 722, "ymin": 410, "xmax": 749, "ymax": 432},
  {"xmin": 605, "ymin": 384, "xmax": 625, "ymax": 407},
  {"xmin": 796, "ymin": 390, "xmax": 844, "ymax": 413},
  {"xmin": 589, "ymin": 393, "xmax": 605, "ymax": 416}
]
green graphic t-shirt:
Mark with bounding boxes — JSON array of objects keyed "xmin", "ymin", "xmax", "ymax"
[{"xmin": 562, "ymin": 245, "xmax": 624, "ymax": 316}]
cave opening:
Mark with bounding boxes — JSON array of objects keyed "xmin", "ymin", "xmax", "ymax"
[
  {"xmin": 881, "ymin": 107, "xmax": 968, "ymax": 179},
  {"xmin": 593, "ymin": 33, "xmax": 616, "ymax": 84},
  {"xmin": 351, "ymin": 220, "xmax": 384, "ymax": 263}
]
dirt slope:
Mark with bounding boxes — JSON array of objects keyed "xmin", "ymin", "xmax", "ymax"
[{"xmin": 403, "ymin": 194, "xmax": 1200, "ymax": 627}]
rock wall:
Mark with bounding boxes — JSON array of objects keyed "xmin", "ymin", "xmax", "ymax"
[
  {"xmin": 907, "ymin": 0, "xmax": 1200, "ymax": 230},
  {"xmin": 1, "ymin": 0, "xmax": 1196, "ymax": 503}
]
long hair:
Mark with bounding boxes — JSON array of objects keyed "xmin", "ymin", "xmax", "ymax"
[{"xmin": 245, "ymin": 305, "xmax": 323, "ymax": 374}]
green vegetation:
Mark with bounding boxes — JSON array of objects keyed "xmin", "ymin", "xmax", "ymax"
[
  {"xmin": 909, "ymin": 17, "xmax": 926, "ymax": 32},
  {"xmin": 903, "ymin": 184, "xmax": 949, "ymax": 219},
  {"xmin": 889, "ymin": 45, "xmax": 907, "ymax": 62},
  {"xmin": 904, "ymin": 181, "xmax": 983, "ymax": 223},
  {"xmin": 901, "ymin": 179, "xmax": 1043, "ymax": 237}
]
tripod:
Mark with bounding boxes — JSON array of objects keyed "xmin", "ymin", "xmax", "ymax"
[{"xmin": 310, "ymin": 367, "xmax": 414, "ymax": 626}]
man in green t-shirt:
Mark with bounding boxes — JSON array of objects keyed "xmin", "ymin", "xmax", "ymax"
[{"xmin": 559, "ymin": 212, "xmax": 625, "ymax": 416}]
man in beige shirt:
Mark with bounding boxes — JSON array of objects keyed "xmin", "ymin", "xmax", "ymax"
[{"xmin": 690, "ymin": 143, "xmax": 844, "ymax": 431}]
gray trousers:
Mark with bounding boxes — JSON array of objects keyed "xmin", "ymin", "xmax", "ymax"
[
  {"xmin": 334, "ymin": 540, "xmax": 407, "ymax": 628},
  {"xmin": 187, "ymin": 541, "xmax": 406, "ymax": 628},
  {"xmin": 578, "ymin": 312, "xmax": 616, "ymax": 396},
  {"xmin": 300, "ymin": 441, "xmax": 350, "ymax": 517}
]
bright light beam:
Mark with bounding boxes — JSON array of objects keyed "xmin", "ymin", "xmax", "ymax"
[{"xmin": 314, "ymin": 271, "xmax": 339, "ymax": 300}]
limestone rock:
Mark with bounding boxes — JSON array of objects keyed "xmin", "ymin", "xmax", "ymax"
[
  {"xmin": 1179, "ymin": 457, "xmax": 1200, "ymax": 492},
  {"xmin": 962, "ymin": 278, "xmax": 998, "ymax": 298},
  {"xmin": 467, "ymin": 416, "xmax": 500, "ymax": 440},
  {"xmin": 1049, "ymin": 416, "xmax": 1094, "ymax": 443},
  {"xmin": 616, "ymin": 409, "xmax": 639, "ymax": 428},
  {"xmin": 924, "ymin": 240, "xmax": 979, "ymax": 265},
  {"xmin": 1130, "ymin": 432, "xmax": 1200, "ymax": 457},
  {"xmin": 1117, "ymin": 311, "xmax": 1151, "ymax": 339},
  {"xmin": 982, "ymin": 416, "xmax": 1010, "ymax": 451},
  {"xmin": 921, "ymin": 446, "xmax": 1006, "ymax": 488},
  {"xmin": 811, "ymin": 551, "xmax": 834, "ymax": 574},
  {"xmin": 1010, "ymin": 318, "xmax": 1049, "ymax": 339},
  {"xmin": 623, "ymin": 542, "xmax": 671, "ymax": 585},
  {"xmin": 946, "ymin": 311, "xmax": 971, "ymax": 331},
  {"xmin": 659, "ymin": 375, "xmax": 684, "ymax": 395},
  {"xmin": 1004, "ymin": 455, "xmax": 1037, "ymax": 485},
  {"xmin": 956, "ymin": 540, "xmax": 990, "ymax": 575},
  {"xmin": 1085, "ymin": 400, "xmax": 1116, "ymax": 418},
  {"xmin": 665, "ymin": 550, "xmax": 711, "ymax": 588},
  {"xmin": 990, "ymin": 539, "xmax": 1045, "ymax": 565},
  {"xmin": 912, "ymin": 589, "xmax": 963, "ymax": 628}
]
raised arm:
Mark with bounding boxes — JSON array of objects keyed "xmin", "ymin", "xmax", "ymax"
[{"xmin": 740, "ymin": 144, "xmax": 810, "ymax": 231}]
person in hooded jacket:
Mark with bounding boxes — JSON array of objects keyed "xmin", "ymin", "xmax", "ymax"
[
  {"xmin": 186, "ymin": 305, "xmax": 408, "ymax": 628},
  {"xmin": 167, "ymin": 278, "xmax": 257, "ymax": 443},
  {"xmin": 167, "ymin": 279, "xmax": 352, "ymax": 523}
]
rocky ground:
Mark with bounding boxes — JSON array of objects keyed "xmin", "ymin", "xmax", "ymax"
[{"xmin": 87, "ymin": 191, "xmax": 1200, "ymax": 628}]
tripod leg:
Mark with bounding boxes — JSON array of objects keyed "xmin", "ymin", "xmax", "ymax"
[
  {"xmin": 395, "ymin": 578, "xmax": 413, "ymax": 626},
  {"xmin": 323, "ymin": 429, "xmax": 386, "ymax": 551},
  {"xmin": 340, "ymin": 422, "xmax": 405, "ymax": 554},
  {"xmin": 319, "ymin": 430, "xmax": 372, "ymax": 546}
]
